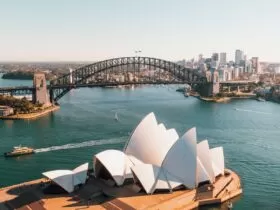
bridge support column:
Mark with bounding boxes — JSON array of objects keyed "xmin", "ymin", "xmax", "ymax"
[
  {"xmin": 49, "ymin": 89, "xmax": 54, "ymax": 104},
  {"xmin": 197, "ymin": 82, "xmax": 220, "ymax": 97},
  {"xmin": 33, "ymin": 73, "xmax": 51, "ymax": 107}
]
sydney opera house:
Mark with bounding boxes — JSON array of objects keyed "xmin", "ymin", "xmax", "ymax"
[
  {"xmin": 0, "ymin": 113, "xmax": 242, "ymax": 210},
  {"xmin": 94, "ymin": 112, "xmax": 225, "ymax": 194}
]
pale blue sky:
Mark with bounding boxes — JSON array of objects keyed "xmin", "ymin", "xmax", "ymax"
[{"xmin": 1, "ymin": 0, "xmax": 280, "ymax": 62}]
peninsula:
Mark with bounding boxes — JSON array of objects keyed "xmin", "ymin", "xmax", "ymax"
[{"xmin": 0, "ymin": 73, "xmax": 59, "ymax": 120}]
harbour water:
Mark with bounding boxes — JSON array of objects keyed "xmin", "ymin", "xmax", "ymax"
[{"xmin": 0, "ymin": 77, "xmax": 280, "ymax": 209}]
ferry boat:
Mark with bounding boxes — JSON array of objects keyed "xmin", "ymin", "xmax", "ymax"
[{"xmin": 4, "ymin": 146, "xmax": 34, "ymax": 157}]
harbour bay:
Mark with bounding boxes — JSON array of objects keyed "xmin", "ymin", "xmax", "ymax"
[{"xmin": 0, "ymin": 78, "xmax": 280, "ymax": 209}]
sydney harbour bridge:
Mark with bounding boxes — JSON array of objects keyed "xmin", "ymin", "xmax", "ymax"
[{"xmin": 0, "ymin": 57, "xmax": 217, "ymax": 104}]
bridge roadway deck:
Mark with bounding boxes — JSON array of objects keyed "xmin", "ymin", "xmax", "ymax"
[
  {"xmin": 0, "ymin": 81, "xmax": 199, "ymax": 93},
  {"xmin": 0, "ymin": 80, "xmax": 257, "ymax": 91},
  {"xmin": 220, "ymin": 80, "xmax": 256, "ymax": 85}
]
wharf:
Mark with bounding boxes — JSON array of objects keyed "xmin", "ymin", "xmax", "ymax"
[{"xmin": 0, "ymin": 169, "xmax": 242, "ymax": 210}]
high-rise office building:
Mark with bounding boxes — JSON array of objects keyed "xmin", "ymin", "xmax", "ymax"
[
  {"xmin": 251, "ymin": 57, "xmax": 262, "ymax": 74},
  {"xmin": 235, "ymin": 50, "xmax": 244, "ymax": 66},
  {"xmin": 220, "ymin": 52, "xmax": 227, "ymax": 65},
  {"xmin": 212, "ymin": 53, "xmax": 219, "ymax": 61}
]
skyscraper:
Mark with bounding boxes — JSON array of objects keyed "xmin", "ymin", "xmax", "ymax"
[
  {"xmin": 235, "ymin": 50, "xmax": 244, "ymax": 66},
  {"xmin": 212, "ymin": 53, "xmax": 219, "ymax": 61},
  {"xmin": 220, "ymin": 52, "xmax": 227, "ymax": 65}
]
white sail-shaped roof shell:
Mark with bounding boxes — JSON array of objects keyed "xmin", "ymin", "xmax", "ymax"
[
  {"xmin": 158, "ymin": 123, "xmax": 166, "ymax": 132},
  {"xmin": 73, "ymin": 163, "xmax": 89, "ymax": 185},
  {"xmin": 131, "ymin": 163, "xmax": 183, "ymax": 194},
  {"xmin": 131, "ymin": 164, "xmax": 161, "ymax": 194},
  {"xmin": 166, "ymin": 128, "xmax": 179, "ymax": 143},
  {"xmin": 210, "ymin": 147, "xmax": 225, "ymax": 176},
  {"xmin": 197, "ymin": 140, "xmax": 215, "ymax": 184},
  {"xmin": 162, "ymin": 128, "xmax": 197, "ymax": 189},
  {"xmin": 124, "ymin": 112, "xmax": 159, "ymax": 165},
  {"xmin": 94, "ymin": 150, "xmax": 134, "ymax": 186},
  {"xmin": 197, "ymin": 158, "xmax": 210, "ymax": 184},
  {"xmin": 131, "ymin": 164, "xmax": 172, "ymax": 194},
  {"xmin": 124, "ymin": 112, "xmax": 178, "ymax": 167},
  {"xmin": 42, "ymin": 170, "xmax": 75, "ymax": 193},
  {"xmin": 42, "ymin": 163, "xmax": 89, "ymax": 193}
]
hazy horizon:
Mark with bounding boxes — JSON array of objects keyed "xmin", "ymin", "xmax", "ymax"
[{"xmin": 1, "ymin": 0, "xmax": 280, "ymax": 62}]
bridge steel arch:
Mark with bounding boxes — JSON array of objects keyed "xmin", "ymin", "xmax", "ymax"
[{"xmin": 49, "ymin": 57, "xmax": 207, "ymax": 102}]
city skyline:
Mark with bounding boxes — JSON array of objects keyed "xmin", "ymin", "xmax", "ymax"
[{"xmin": 1, "ymin": 0, "xmax": 280, "ymax": 62}]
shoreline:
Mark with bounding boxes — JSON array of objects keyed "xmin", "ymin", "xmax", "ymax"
[
  {"xmin": 0, "ymin": 105, "xmax": 60, "ymax": 120},
  {"xmin": 195, "ymin": 92, "xmax": 256, "ymax": 103}
]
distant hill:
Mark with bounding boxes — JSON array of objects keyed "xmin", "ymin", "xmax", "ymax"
[
  {"xmin": 2, "ymin": 71, "xmax": 55, "ymax": 80},
  {"xmin": 2, "ymin": 71, "xmax": 34, "ymax": 80}
]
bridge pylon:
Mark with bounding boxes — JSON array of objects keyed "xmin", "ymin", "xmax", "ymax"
[
  {"xmin": 197, "ymin": 70, "xmax": 220, "ymax": 97},
  {"xmin": 33, "ymin": 73, "xmax": 51, "ymax": 107}
]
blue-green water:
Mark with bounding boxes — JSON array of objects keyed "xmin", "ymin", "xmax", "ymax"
[{"xmin": 0, "ymin": 78, "xmax": 280, "ymax": 209}]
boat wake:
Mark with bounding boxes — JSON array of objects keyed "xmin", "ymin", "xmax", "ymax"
[
  {"xmin": 234, "ymin": 108, "xmax": 271, "ymax": 115},
  {"xmin": 34, "ymin": 138, "xmax": 127, "ymax": 153}
]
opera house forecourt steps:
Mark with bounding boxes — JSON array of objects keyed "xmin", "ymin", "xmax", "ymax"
[{"xmin": 0, "ymin": 112, "xmax": 242, "ymax": 210}]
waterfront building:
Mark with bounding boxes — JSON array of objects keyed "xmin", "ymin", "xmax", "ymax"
[
  {"xmin": 235, "ymin": 49, "xmax": 244, "ymax": 66},
  {"xmin": 220, "ymin": 52, "xmax": 227, "ymax": 65},
  {"xmin": 0, "ymin": 106, "xmax": 14, "ymax": 116},
  {"xmin": 93, "ymin": 113, "xmax": 225, "ymax": 194}
]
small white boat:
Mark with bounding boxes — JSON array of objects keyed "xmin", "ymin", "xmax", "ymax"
[
  {"xmin": 256, "ymin": 97, "xmax": 265, "ymax": 102},
  {"xmin": 114, "ymin": 112, "xmax": 119, "ymax": 121}
]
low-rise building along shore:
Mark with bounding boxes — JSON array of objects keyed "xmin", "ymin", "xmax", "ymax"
[{"xmin": 0, "ymin": 106, "xmax": 14, "ymax": 117}]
